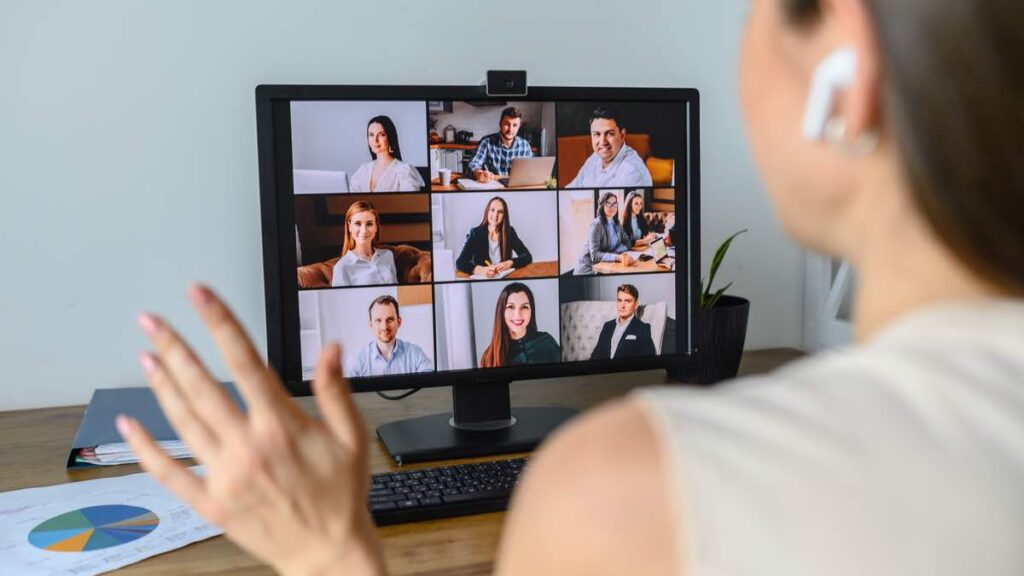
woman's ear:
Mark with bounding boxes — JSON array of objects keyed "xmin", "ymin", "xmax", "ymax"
[{"xmin": 816, "ymin": 0, "xmax": 882, "ymax": 140}]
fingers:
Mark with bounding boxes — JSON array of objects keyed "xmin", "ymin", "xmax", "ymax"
[
  {"xmin": 188, "ymin": 285, "xmax": 290, "ymax": 416},
  {"xmin": 138, "ymin": 311, "xmax": 245, "ymax": 436},
  {"xmin": 138, "ymin": 350, "xmax": 223, "ymax": 462},
  {"xmin": 312, "ymin": 343, "xmax": 366, "ymax": 452},
  {"xmin": 117, "ymin": 414, "xmax": 215, "ymax": 519}
]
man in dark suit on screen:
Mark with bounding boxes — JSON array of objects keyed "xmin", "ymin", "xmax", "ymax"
[{"xmin": 589, "ymin": 284, "xmax": 657, "ymax": 360}]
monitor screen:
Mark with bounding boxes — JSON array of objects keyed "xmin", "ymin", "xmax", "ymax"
[{"xmin": 257, "ymin": 86, "xmax": 699, "ymax": 393}]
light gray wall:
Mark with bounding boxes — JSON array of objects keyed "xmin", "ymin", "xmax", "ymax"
[{"xmin": 0, "ymin": 0, "xmax": 804, "ymax": 410}]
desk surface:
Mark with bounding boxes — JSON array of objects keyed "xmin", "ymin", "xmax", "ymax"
[
  {"xmin": 430, "ymin": 175, "xmax": 550, "ymax": 192},
  {"xmin": 0, "ymin": 349, "xmax": 803, "ymax": 575},
  {"xmin": 454, "ymin": 261, "xmax": 558, "ymax": 280}
]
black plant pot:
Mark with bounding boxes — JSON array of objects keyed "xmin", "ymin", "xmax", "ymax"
[{"xmin": 689, "ymin": 295, "xmax": 750, "ymax": 384}]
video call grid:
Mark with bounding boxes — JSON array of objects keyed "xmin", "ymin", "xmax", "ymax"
[{"xmin": 289, "ymin": 99, "xmax": 684, "ymax": 377}]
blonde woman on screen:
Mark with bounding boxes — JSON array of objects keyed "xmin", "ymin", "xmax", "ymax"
[
  {"xmin": 331, "ymin": 201, "xmax": 397, "ymax": 287},
  {"xmin": 349, "ymin": 115, "xmax": 425, "ymax": 193},
  {"xmin": 121, "ymin": 1, "xmax": 1024, "ymax": 574}
]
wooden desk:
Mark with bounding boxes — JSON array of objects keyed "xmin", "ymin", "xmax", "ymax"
[
  {"xmin": 592, "ymin": 259, "xmax": 673, "ymax": 275},
  {"xmin": 455, "ymin": 261, "xmax": 558, "ymax": 280},
  {"xmin": 592, "ymin": 244, "xmax": 675, "ymax": 275},
  {"xmin": 0, "ymin": 350, "xmax": 803, "ymax": 575}
]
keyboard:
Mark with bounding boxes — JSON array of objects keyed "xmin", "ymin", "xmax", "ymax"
[{"xmin": 368, "ymin": 457, "xmax": 528, "ymax": 525}]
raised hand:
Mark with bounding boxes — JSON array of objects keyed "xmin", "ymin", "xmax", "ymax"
[{"xmin": 117, "ymin": 285, "xmax": 386, "ymax": 576}]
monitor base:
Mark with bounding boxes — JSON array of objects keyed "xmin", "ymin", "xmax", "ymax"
[{"xmin": 377, "ymin": 406, "xmax": 576, "ymax": 465}]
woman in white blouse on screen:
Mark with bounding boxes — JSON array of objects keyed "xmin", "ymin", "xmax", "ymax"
[
  {"xmin": 348, "ymin": 115, "xmax": 425, "ymax": 193},
  {"xmin": 331, "ymin": 200, "xmax": 398, "ymax": 287}
]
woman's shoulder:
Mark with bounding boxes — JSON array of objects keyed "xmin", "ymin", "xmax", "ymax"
[
  {"xmin": 392, "ymin": 159, "xmax": 424, "ymax": 185},
  {"xmin": 529, "ymin": 331, "xmax": 560, "ymax": 349}
]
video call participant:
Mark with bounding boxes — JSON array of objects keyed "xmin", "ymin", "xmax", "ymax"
[
  {"xmin": 349, "ymin": 115, "xmax": 425, "ymax": 192},
  {"xmin": 480, "ymin": 282, "xmax": 560, "ymax": 368},
  {"xmin": 468, "ymin": 106, "xmax": 534, "ymax": 183},
  {"xmin": 331, "ymin": 201, "xmax": 398, "ymax": 287},
  {"xmin": 566, "ymin": 108, "xmax": 653, "ymax": 189},
  {"xmin": 589, "ymin": 284, "xmax": 657, "ymax": 360},
  {"xmin": 574, "ymin": 191, "xmax": 635, "ymax": 275},
  {"xmin": 620, "ymin": 190, "xmax": 658, "ymax": 247},
  {"xmin": 349, "ymin": 295, "xmax": 432, "ymax": 377},
  {"xmin": 456, "ymin": 196, "xmax": 533, "ymax": 278}
]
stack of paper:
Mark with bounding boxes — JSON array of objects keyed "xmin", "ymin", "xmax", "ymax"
[{"xmin": 75, "ymin": 441, "xmax": 192, "ymax": 466}]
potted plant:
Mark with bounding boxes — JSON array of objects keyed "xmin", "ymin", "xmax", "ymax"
[{"xmin": 692, "ymin": 230, "xmax": 750, "ymax": 384}]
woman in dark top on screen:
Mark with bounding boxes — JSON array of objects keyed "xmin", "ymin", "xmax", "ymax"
[
  {"xmin": 480, "ymin": 282, "xmax": 560, "ymax": 368},
  {"xmin": 620, "ymin": 190, "xmax": 658, "ymax": 247},
  {"xmin": 456, "ymin": 196, "xmax": 533, "ymax": 278}
]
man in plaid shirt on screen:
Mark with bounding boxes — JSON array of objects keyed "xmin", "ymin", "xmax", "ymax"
[{"xmin": 469, "ymin": 106, "xmax": 534, "ymax": 182}]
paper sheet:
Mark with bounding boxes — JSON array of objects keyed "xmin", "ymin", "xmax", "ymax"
[
  {"xmin": 456, "ymin": 179, "xmax": 504, "ymax": 190},
  {"xmin": 468, "ymin": 268, "xmax": 515, "ymax": 280},
  {"xmin": 0, "ymin": 467, "xmax": 222, "ymax": 575}
]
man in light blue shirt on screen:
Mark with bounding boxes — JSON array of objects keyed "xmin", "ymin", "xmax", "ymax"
[
  {"xmin": 567, "ymin": 108, "xmax": 653, "ymax": 189},
  {"xmin": 350, "ymin": 295, "xmax": 433, "ymax": 377}
]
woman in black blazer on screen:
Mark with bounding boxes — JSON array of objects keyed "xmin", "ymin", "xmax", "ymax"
[{"xmin": 456, "ymin": 196, "xmax": 533, "ymax": 277}]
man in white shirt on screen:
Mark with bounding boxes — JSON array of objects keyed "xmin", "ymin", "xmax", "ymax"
[
  {"xmin": 567, "ymin": 108, "xmax": 653, "ymax": 189},
  {"xmin": 350, "ymin": 295, "xmax": 432, "ymax": 377}
]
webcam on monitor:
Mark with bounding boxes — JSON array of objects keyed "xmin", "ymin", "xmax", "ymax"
[{"xmin": 485, "ymin": 70, "xmax": 528, "ymax": 97}]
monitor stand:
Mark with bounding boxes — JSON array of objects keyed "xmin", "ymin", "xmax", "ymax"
[{"xmin": 376, "ymin": 380, "xmax": 576, "ymax": 465}]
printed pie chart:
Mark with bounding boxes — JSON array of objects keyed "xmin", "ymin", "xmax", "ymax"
[{"xmin": 28, "ymin": 505, "xmax": 160, "ymax": 552}]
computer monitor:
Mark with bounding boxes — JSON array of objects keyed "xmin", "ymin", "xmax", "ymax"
[{"xmin": 256, "ymin": 85, "xmax": 701, "ymax": 463}]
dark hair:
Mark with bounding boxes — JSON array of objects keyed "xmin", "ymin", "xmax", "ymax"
[
  {"xmin": 500, "ymin": 106, "xmax": 523, "ymax": 122},
  {"xmin": 481, "ymin": 282, "xmax": 538, "ymax": 368},
  {"xmin": 368, "ymin": 295, "xmax": 400, "ymax": 319},
  {"xmin": 782, "ymin": 0, "xmax": 1024, "ymax": 293},
  {"xmin": 597, "ymin": 191, "xmax": 619, "ymax": 224},
  {"xmin": 366, "ymin": 115, "xmax": 403, "ymax": 161},
  {"xmin": 590, "ymin": 107, "xmax": 623, "ymax": 130},
  {"xmin": 617, "ymin": 284, "xmax": 639, "ymax": 301},
  {"xmin": 480, "ymin": 196, "xmax": 512, "ymax": 261},
  {"xmin": 620, "ymin": 190, "xmax": 649, "ymax": 241}
]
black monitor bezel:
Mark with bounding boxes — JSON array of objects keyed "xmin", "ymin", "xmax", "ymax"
[{"xmin": 256, "ymin": 84, "xmax": 702, "ymax": 396}]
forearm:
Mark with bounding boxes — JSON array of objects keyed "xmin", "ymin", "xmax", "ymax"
[{"xmin": 511, "ymin": 234, "xmax": 532, "ymax": 267}]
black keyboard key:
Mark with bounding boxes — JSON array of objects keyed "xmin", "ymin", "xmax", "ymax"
[
  {"xmin": 441, "ymin": 490, "xmax": 508, "ymax": 505},
  {"xmin": 420, "ymin": 497, "xmax": 442, "ymax": 507},
  {"xmin": 397, "ymin": 499, "xmax": 420, "ymax": 509},
  {"xmin": 371, "ymin": 502, "xmax": 397, "ymax": 512}
]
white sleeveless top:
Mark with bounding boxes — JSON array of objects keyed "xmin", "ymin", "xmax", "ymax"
[{"xmin": 636, "ymin": 299, "xmax": 1024, "ymax": 576}]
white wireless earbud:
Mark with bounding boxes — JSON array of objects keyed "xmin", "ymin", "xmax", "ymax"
[{"xmin": 802, "ymin": 47, "xmax": 857, "ymax": 140}]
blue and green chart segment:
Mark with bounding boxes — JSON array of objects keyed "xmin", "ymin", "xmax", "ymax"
[{"xmin": 28, "ymin": 505, "xmax": 160, "ymax": 552}]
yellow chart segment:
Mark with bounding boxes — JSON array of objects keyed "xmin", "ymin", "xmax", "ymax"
[{"xmin": 47, "ymin": 529, "xmax": 95, "ymax": 552}]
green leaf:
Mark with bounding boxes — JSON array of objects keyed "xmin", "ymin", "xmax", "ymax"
[
  {"xmin": 705, "ymin": 229, "xmax": 746, "ymax": 301},
  {"xmin": 704, "ymin": 282, "xmax": 733, "ymax": 310}
]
